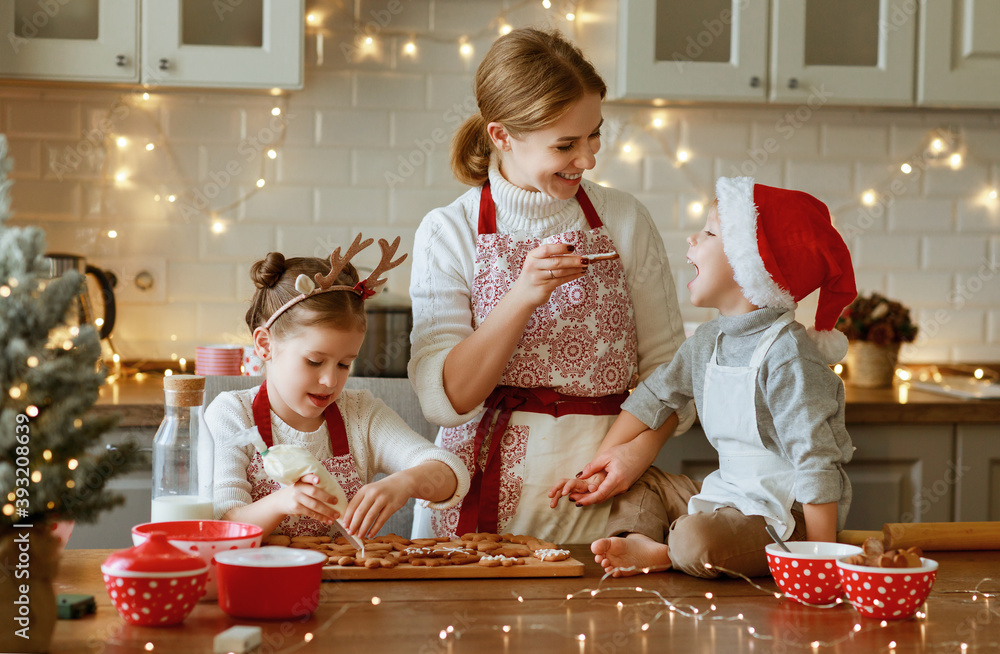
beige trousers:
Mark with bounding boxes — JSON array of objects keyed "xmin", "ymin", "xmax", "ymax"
[{"xmin": 604, "ymin": 466, "xmax": 807, "ymax": 579}]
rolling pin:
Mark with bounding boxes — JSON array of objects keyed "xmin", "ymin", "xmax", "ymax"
[{"xmin": 838, "ymin": 523, "xmax": 1000, "ymax": 551}]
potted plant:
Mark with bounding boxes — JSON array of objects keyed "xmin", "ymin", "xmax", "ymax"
[
  {"xmin": 836, "ymin": 292, "xmax": 919, "ymax": 388},
  {"xmin": 0, "ymin": 136, "xmax": 143, "ymax": 653}
]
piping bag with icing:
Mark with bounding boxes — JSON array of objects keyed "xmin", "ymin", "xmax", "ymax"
[{"xmin": 243, "ymin": 427, "xmax": 364, "ymax": 549}]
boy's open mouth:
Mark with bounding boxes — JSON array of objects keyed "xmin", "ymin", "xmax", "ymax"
[{"xmin": 307, "ymin": 393, "xmax": 331, "ymax": 407}]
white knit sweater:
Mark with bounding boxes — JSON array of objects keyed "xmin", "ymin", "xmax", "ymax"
[
  {"xmin": 408, "ymin": 161, "xmax": 694, "ymax": 431},
  {"xmin": 206, "ymin": 386, "xmax": 470, "ymax": 519}
]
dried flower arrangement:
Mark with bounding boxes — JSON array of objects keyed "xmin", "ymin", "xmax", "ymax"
[{"xmin": 836, "ymin": 292, "xmax": 918, "ymax": 347}]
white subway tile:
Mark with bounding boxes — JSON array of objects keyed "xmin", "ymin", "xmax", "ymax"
[
  {"xmin": 682, "ymin": 120, "xmax": 750, "ymax": 155},
  {"xmin": 168, "ymin": 262, "xmax": 237, "ymax": 301},
  {"xmin": 270, "ymin": 108, "xmax": 317, "ymax": 147},
  {"xmin": 852, "ymin": 271, "xmax": 886, "ymax": 296},
  {"xmin": 318, "ymin": 109, "xmax": 390, "ymax": 147},
  {"xmin": 426, "ymin": 73, "xmax": 476, "ymax": 112},
  {"xmin": 889, "ymin": 125, "xmax": 929, "ymax": 159},
  {"xmin": 716, "ymin": 157, "xmax": 784, "ymax": 187},
  {"xmin": 316, "ymin": 187, "xmax": 389, "ymax": 223},
  {"xmin": 953, "ymin": 344, "xmax": 1000, "ymax": 361},
  {"xmin": 165, "ymin": 104, "xmax": 244, "ymax": 143},
  {"xmin": 20, "ymin": 222, "xmax": 100, "ymax": 253},
  {"xmin": 6, "ymin": 100, "xmax": 80, "ymax": 138},
  {"xmin": 751, "ymin": 121, "xmax": 820, "ymax": 157},
  {"xmin": 822, "ymin": 125, "xmax": 888, "ymax": 158},
  {"xmin": 914, "ymin": 308, "xmax": 985, "ymax": 344},
  {"xmin": 660, "ymin": 233, "xmax": 690, "ymax": 267},
  {"xmin": 922, "ymin": 235, "xmax": 989, "ymax": 271},
  {"xmin": 356, "ymin": 72, "xmax": 426, "ymax": 109},
  {"xmin": 853, "ymin": 234, "xmax": 920, "ymax": 269},
  {"xmin": 398, "ymin": 40, "xmax": 474, "ymax": 74},
  {"xmin": 954, "ymin": 267, "xmax": 1000, "ymax": 308},
  {"xmin": 887, "ymin": 271, "xmax": 954, "ymax": 307},
  {"xmin": 358, "ymin": 0, "xmax": 431, "ymax": 32},
  {"xmin": 113, "ymin": 302, "xmax": 200, "ymax": 350},
  {"xmin": 431, "ymin": 0, "xmax": 503, "ymax": 33},
  {"xmin": 644, "ymin": 156, "xmax": 713, "ymax": 193},
  {"xmin": 956, "ymin": 199, "xmax": 1000, "ymax": 232},
  {"xmin": 276, "ymin": 226, "xmax": 352, "ymax": 259},
  {"xmin": 275, "ymin": 146, "xmax": 349, "ymax": 187},
  {"xmin": 423, "ymin": 149, "xmax": 460, "ymax": 188},
  {"xmin": 10, "ymin": 180, "xmax": 80, "ymax": 219},
  {"xmin": 314, "ymin": 29, "xmax": 394, "ymax": 72},
  {"xmin": 355, "ymin": 148, "xmax": 425, "ymax": 188},
  {"xmin": 964, "ymin": 128, "xmax": 1000, "ymax": 159},
  {"xmin": 836, "ymin": 204, "xmax": 887, "ymax": 238},
  {"xmin": 200, "ymin": 223, "xmax": 275, "ymax": 261},
  {"xmin": 888, "ymin": 198, "xmax": 954, "ymax": 233},
  {"xmin": 990, "ymin": 310, "xmax": 1000, "ymax": 343},
  {"xmin": 197, "ymin": 302, "xmax": 250, "ymax": 342},
  {"xmin": 6, "ymin": 138, "xmax": 40, "ymax": 179},
  {"xmin": 785, "ymin": 160, "xmax": 853, "ymax": 195},
  {"xmin": 115, "ymin": 222, "xmax": 199, "ymax": 261},
  {"xmin": 634, "ymin": 192, "xmax": 678, "ymax": 231},
  {"xmin": 924, "ymin": 164, "xmax": 990, "ymax": 197},
  {"xmin": 241, "ymin": 186, "xmax": 314, "ymax": 224},
  {"xmin": 390, "ymin": 110, "xmax": 456, "ymax": 151},
  {"xmin": 389, "ymin": 188, "xmax": 464, "ymax": 226},
  {"xmin": 596, "ymin": 157, "xmax": 643, "ymax": 192},
  {"xmin": 41, "ymin": 138, "xmax": 106, "ymax": 180},
  {"xmin": 296, "ymin": 71, "xmax": 353, "ymax": 108},
  {"xmin": 897, "ymin": 343, "xmax": 950, "ymax": 364}
]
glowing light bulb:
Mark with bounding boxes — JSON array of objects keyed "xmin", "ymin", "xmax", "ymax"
[
  {"xmin": 9, "ymin": 387, "xmax": 21, "ymax": 399},
  {"xmin": 499, "ymin": 24, "xmax": 512, "ymax": 36},
  {"xmin": 676, "ymin": 149, "xmax": 690, "ymax": 163},
  {"xmin": 641, "ymin": 623, "xmax": 650, "ymax": 631},
  {"xmin": 566, "ymin": 12, "xmax": 576, "ymax": 20},
  {"xmin": 403, "ymin": 41, "xmax": 416, "ymax": 56},
  {"xmin": 854, "ymin": 624, "xmax": 862, "ymax": 632},
  {"xmin": 68, "ymin": 459, "xmax": 79, "ymax": 470},
  {"xmin": 267, "ymin": 149, "xmax": 277, "ymax": 159},
  {"xmin": 271, "ymin": 107, "xmax": 281, "ymax": 116},
  {"xmin": 306, "ymin": 13, "xmax": 320, "ymax": 26},
  {"xmin": 153, "ymin": 194, "xmax": 161, "ymax": 202},
  {"xmin": 116, "ymin": 137, "xmax": 127, "ymax": 148},
  {"xmin": 950, "ymin": 153, "xmax": 963, "ymax": 168},
  {"xmin": 113, "ymin": 353, "xmax": 120, "ymax": 363},
  {"xmin": 652, "ymin": 117, "xmax": 665, "ymax": 129},
  {"xmin": 31, "ymin": 471, "xmax": 41, "ymax": 482},
  {"xmin": 622, "ymin": 144, "xmax": 632, "ymax": 154},
  {"xmin": 167, "ymin": 195, "xmax": 176, "ymax": 203},
  {"xmin": 811, "ymin": 642, "xmax": 820, "ymax": 650},
  {"xmin": 365, "ymin": 36, "xmax": 373, "ymax": 46},
  {"xmin": 542, "ymin": 0, "xmax": 551, "ymax": 7},
  {"xmin": 164, "ymin": 369, "xmax": 173, "ymax": 376},
  {"xmin": 115, "ymin": 171, "xmax": 127, "ymax": 182},
  {"xmin": 834, "ymin": 363, "xmax": 844, "ymax": 375},
  {"xmin": 256, "ymin": 178, "xmax": 266, "ymax": 188},
  {"xmin": 577, "ymin": 634, "xmax": 586, "ymax": 642},
  {"xmin": 107, "ymin": 230, "xmax": 118, "ymax": 239},
  {"xmin": 145, "ymin": 142, "xmax": 155, "ymax": 151},
  {"xmin": 989, "ymin": 189, "xmax": 998, "ymax": 200},
  {"xmin": 439, "ymin": 630, "xmax": 447, "ymax": 640},
  {"xmin": 930, "ymin": 138, "xmax": 945, "ymax": 153},
  {"xmin": 27, "ymin": 356, "xmax": 38, "ymax": 367},
  {"xmin": 900, "ymin": 163, "xmax": 911, "ymax": 174},
  {"xmin": 689, "ymin": 201, "xmax": 704, "ymax": 216},
  {"xmin": 460, "ymin": 43, "xmax": 474, "ymax": 58},
  {"xmin": 862, "ymin": 190, "xmax": 877, "ymax": 206},
  {"xmin": 974, "ymin": 368, "xmax": 984, "ymax": 379},
  {"xmin": 889, "ymin": 641, "xmax": 896, "ymax": 649},
  {"xmin": 212, "ymin": 221, "xmax": 225, "ymax": 234},
  {"xmin": 141, "ymin": 92, "xmax": 150, "ymax": 101},
  {"xmin": 503, "ymin": 625, "xmax": 511, "ymax": 633}
]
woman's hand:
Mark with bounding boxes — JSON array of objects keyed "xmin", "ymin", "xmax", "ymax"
[
  {"xmin": 341, "ymin": 476, "xmax": 411, "ymax": 539},
  {"xmin": 508, "ymin": 243, "xmax": 588, "ymax": 309},
  {"xmin": 272, "ymin": 474, "xmax": 342, "ymax": 524},
  {"xmin": 571, "ymin": 436, "xmax": 662, "ymax": 506},
  {"xmin": 547, "ymin": 471, "xmax": 607, "ymax": 508}
]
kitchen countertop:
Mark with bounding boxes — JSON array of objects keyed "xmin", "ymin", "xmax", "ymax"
[
  {"xmin": 94, "ymin": 369, "xmax": 1000, "ymax": 428},
  {"xmin": 46, "ymin": 546, "xmax": 1000, "ymax": 653}
]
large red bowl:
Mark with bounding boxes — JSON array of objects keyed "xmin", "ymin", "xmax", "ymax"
[
  {"xmin": 766, "ymin": 542, "xmax": 863, "ymax": 605},
  {"xmin": 132, "ymin": 520, "xmax": 263, "ymax": 600},
  {"xmin": 214, "ymin": 547, "xmax": 327, "ymax": 620},
  {"xmin": 837, "ymin": 556, "xmax": 938, "ymax": 620}
]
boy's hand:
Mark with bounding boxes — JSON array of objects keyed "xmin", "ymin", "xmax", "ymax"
[
  {"xmin": 342, "ymin": 476, "xmax": 410, "ymax": 539},
  {"xmin": 547, "ymin": 472, "xmax": 607, "ymax": 508},
  {"xmin": 274, "ymin": 474, "xmax": 341, "ymax": 524}
]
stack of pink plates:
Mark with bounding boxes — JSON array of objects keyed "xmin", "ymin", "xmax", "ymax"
[{"xmin": 195, "ymin": 345, "xmax": 243, "ymax": 375}]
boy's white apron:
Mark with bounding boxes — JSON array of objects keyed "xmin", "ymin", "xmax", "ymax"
[
  {"xmin": 247, "ymin": 381, "xmax": 364, "ymax": 538},
  {"xmin": 689, "ymin": 311, "xmax": 798, "ymax": 539},
  {"xmin": 412, "ymin": 181, "xmax": 638, "ymax": 544}
]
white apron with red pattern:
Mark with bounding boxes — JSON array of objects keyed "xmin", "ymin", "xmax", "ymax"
[
  {"xmin": 412, "ymin": 181, "xmax": 639, "ymax": 544},
  {"xmin": 248, "ymin": 381, "xmax": 363, "ymax": 537}
]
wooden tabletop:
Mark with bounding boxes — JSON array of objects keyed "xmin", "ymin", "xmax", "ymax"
[{"xmin": 50, "ymin": 547, "xmax": 1000, "ymax": 653}]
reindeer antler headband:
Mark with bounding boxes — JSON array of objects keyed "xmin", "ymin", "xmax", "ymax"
[{"xmin": 261, "ymin": 233, "xmax": 408, "ymax": 330}]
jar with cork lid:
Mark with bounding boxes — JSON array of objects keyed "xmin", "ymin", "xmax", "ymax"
[{"xmin": 151, "ymin": 374, "xmax": 215, "ymax": 522}]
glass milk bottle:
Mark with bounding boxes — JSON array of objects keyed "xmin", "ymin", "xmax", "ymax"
[{"xmin": 151, "ymin": 375, "xmax": 215, "ymax": 521}]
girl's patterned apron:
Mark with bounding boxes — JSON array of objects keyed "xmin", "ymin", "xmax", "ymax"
[
  {"xmin": 247, "ymin": 381, "xmax": 363, "ymax": 537},
  {"xmin": 412, "ymin": 181, "xmax": 639, "ymax": 544}
]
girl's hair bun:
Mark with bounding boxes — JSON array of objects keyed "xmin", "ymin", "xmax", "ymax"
[{"xmin": 251, "ymin": 252, "xmax": 287, "ymax": 289}]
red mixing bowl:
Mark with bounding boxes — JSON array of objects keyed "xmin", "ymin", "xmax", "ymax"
[{"xmin": 213, "ymin": 547, "xmax": 327, "ymax": 619}]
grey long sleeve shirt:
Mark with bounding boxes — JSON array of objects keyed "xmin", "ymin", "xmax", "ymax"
[{"xmin": 623, "ymin": 307, "xmax": 853, "ymax": 530}]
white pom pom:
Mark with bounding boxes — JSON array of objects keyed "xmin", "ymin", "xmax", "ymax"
[
  {"xmin": 807, "ymin": 328, "xmax": 849, "ymax": 365},
  {"xmin": 294, "ymin": 274, "xmax": 315, "ymax": 295}
]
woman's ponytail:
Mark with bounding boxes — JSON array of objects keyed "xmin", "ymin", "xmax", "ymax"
[{"xmin": 450, "ymin": 112, "xmax": 492, "ymax": 187}]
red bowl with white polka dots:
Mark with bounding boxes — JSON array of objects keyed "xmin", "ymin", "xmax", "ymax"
[
  {"xmin": 101, "ymin": 532, "xmax": 209, "ymax": 626},
  {"xmin": 766, "ymin": 542, "xmax": 863, "ymax": 605},
  {"xmin": 837, "ymin": 556, "xmax": 938, "ymax": 620}
]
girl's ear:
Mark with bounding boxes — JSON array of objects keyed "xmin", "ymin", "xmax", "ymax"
[
  {"xmin": 486, "ymin": 121, "xmax": 512, "ymax": 152},
  {"xmin": 253, "ymin": 326, "xmax": 273, "ymax": 361}
]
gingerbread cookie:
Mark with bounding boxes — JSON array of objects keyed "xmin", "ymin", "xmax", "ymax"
[{"xmin": 532, "ymin": 548, "xmax": 571, "ymax": 562}]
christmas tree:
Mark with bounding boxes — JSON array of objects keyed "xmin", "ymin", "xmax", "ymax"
[{"xmin": 0, "ymin": 134, "xmax": 143, "ymax": 533}]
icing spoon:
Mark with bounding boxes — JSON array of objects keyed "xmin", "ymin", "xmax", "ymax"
[{"xmin": 766, "ymin": 524, "xmax": 791, "ymax": 552}]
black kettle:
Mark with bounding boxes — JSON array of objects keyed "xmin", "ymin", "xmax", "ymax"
[{"xmin": 44, "ymin": 253, "xmax": 116, "ymax": 340}]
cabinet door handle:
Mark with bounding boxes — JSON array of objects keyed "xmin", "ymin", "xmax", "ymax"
[
  {"xmin": 158, "ymin": 58, "xmax": 170, "ymax": 71},
  {"xmin": 750, "ymin": 75, "xmax": 761, "ymax": 88},
  {"xmin": 787, "ymin": 77, "xmax": 799, "ymax": 90},
  {"xmin": 115, "ymin": 54, "xmax": 127, "ymax": 67}
]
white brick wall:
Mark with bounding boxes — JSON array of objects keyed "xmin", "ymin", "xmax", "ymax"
[{"xmin": 3, "ymin": 0, "xmax": 999, "ymax": 362}]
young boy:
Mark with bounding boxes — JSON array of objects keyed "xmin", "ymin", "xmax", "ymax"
[{"xmin": 549, "ymin": 177, "xmax": 856, "ymax": 578}]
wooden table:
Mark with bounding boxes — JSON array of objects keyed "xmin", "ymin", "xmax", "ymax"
[{"xmin": 51, "ymin": 547, "xmax": 1000, "ymax": 653}]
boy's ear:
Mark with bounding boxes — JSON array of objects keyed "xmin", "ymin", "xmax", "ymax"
[
  {"xmin": 252, "ymin": 327, "xmax": 273, "ymax": 361},
  {"xmin": 486, "ymin": 121, "xmax": 512, "ymax": 152}
]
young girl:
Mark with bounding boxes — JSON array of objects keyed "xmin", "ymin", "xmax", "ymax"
[
  {"xmin": 408, "ymin": 28, "xmax": 692, "ymax": 543},
  {"xmin": 207, "ymin": 236, "xmax": 469, "ymax": 539}
]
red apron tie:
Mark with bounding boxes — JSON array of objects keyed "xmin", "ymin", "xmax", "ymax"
[
  {"xmin": 252, "ymin": 380, "xmax": 350, "ymax": 455},
  {"xmin": 455, "ymin": 386, "xmax": 628, "ymax": 534}
]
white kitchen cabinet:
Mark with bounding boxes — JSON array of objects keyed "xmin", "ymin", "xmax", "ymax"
[
  {"xmin": 141, "ymin": 0, "xmax": 303, "ymax": 90},
  {"xmin": 918, "ymin": 0, "xmax": 1000, "ymax": 107},
  {"xmin": 577, "ymin": 0, "xmax": 915, "ymax": 105},
  {"xmin": 0, "ymin": 0, "xmax": 139, "ymax": 83},
  {"xmin": 0, "ymin": 0, "xmax": 303, "ymax": 90}
]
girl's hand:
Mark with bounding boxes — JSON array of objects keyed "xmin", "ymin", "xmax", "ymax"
[
  {"xmin": 342, "ymin": 476, "xmax": 411, "ymax": 539},
  {"xmin": 508, "ymin": 243, "xmax": 587, "ymax": 309},
  {"xmin": 547, "ymin": 471, "xmax": 608, "ymax": 508},
  {"xmin": 273, "ymin": 474, "xmax": 342, "ymax": 524}
]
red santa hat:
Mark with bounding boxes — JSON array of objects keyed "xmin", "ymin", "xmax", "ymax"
[{"xmin": 715, "ymin": 176, "xmax": 857, "ymax": 364}]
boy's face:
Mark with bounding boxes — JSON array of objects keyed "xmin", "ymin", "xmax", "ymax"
[{"xmin": 686, "ymin": 202, "xmax": 755, "ymax": 316}]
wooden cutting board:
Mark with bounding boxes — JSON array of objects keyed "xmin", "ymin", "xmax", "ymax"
[{"xmin": 322, "ymin": 555, "xmax": 584, "ymax": 580}]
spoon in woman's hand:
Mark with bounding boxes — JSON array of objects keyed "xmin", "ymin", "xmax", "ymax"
[{"xmin": 766, "ymin": 524, "xmax": 791, "ymax": 552}]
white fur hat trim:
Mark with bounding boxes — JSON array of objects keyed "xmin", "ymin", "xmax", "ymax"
[
  {"xmin": 715, "ymin": 176, "xmax": 796, "ymax": 311},
  {"xmin": 807, "ymin": 326, "xmax": 850, "ymax": 364}
]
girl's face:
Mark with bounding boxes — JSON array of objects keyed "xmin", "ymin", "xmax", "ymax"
[
  {"xmin": 255, "ymin": 323, "xmax": 366, "ymax": 432},
  {"xmin": 685, "ymin": 203, "xmax": 756, "ymax": 316},
  {"xmin": 490, "ymin": 93, "xmax": 603, "ymax": 200}
]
